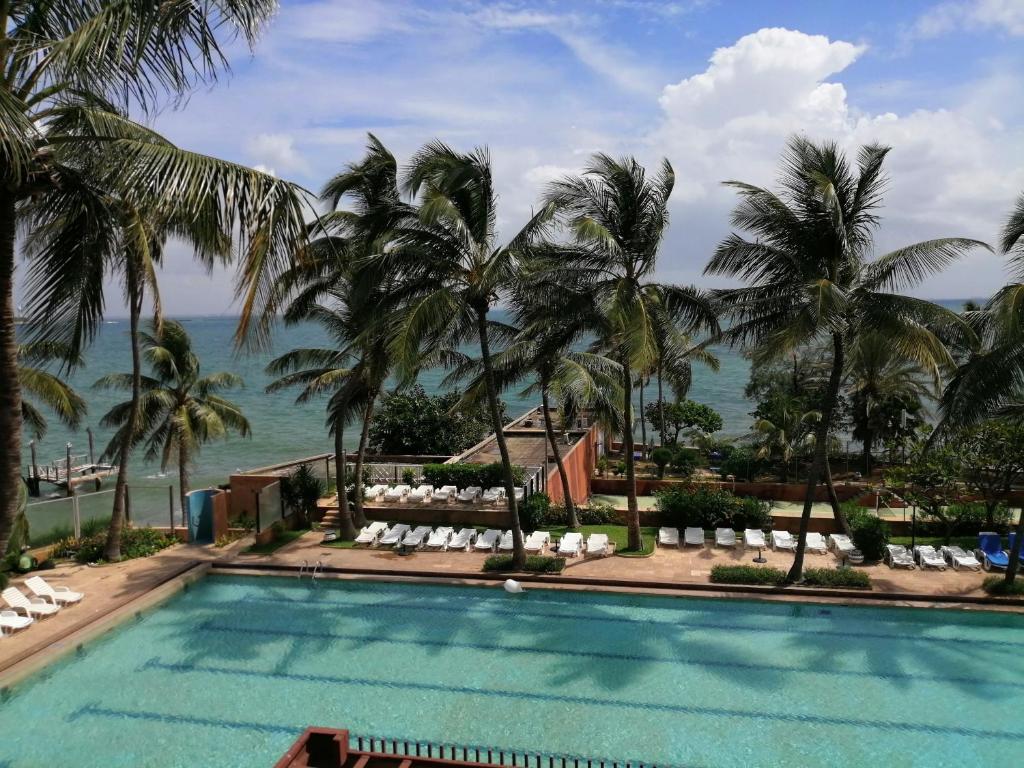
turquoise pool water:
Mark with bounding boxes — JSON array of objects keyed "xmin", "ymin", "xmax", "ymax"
[{"xmin": 2, "ymin": 576, "xmax": 1023, "ymax": 767}]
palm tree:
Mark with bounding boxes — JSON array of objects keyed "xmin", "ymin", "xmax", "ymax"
[
  {"xmin": 0, "ymin": 2, "xmax": 306, "ymax": 559},
  {"xmin": 97, "ymin": 321, "xmax": 250, "ymax": 518},
  {"xmin": 544, "ymin": 154, "xmax": 717, "ymax": 551},
  {"xmin": 387, "ymin": 142, "xmax": 553, "ymax": 568},
  {"xmin": 750, "ymin": 392, "xmax": 818, "ymax": 484},
  {"xmin": 707, "ymin": 137, "xmax": 984, "ymax": 582},
  {"xmin": 18, "ymin": 342, "xmax": 87, "ymax": 440}
]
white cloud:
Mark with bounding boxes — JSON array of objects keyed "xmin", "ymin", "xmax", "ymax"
[
  {"xmin": 245, "ymin": 133, "xmax": 307, "ymax": 175},
  {"xmin": 913, "ymin": 0, "xmax": 1024, "ymax": 38},
  {"xmin": 276, "ymin": 1, "xmax": 413, "ymax": 43}
]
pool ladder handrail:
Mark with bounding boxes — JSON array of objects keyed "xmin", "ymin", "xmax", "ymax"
[
  {"xmin": 297, "ymin": 559, "xmax": 309, "ymax": 579},
  {"xmin": 311, "ymin": 560, "xmax": 323, "ymax": 581}
]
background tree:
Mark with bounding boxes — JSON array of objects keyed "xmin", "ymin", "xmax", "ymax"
[
  {"xmin": 368, "ymin": 385, "xmax": 496, "ymax": 457},
  {"xmin": 957, "ymin": 420, "xmax": 1024, "ymax": 528},
  {"xmin": 644, "ymin": 399, "xmax": 722, "ymax": 446},
  {"xmin": 886, "ymin": 438, "xmax": 966, "ymax": 544}
]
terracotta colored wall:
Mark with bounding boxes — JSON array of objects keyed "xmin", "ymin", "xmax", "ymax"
[{"xmin": 546, "ymin": 427, "xmax": 597, "ymax": 506}]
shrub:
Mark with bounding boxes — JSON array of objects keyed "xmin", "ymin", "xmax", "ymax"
[
  {"xmin": 579, "ymin": 500, "xmax": 619, "ymax": 525},
  {"xmin": 735, "ymin": 496, "xmax": 772, "ymax": 530},
  {"xmin": 802, "ymin": 568, "xmax": 871, "ymax": 589},
  {"xmin": 596, "ymin": 456, "xmax": 609, "ymax": 477},
  {"xmin": 519, "ymin": 493, "xmax": 553, "ymax": 531},
  {"xmin": 49, "ymin": 536, "xmax": 80, "ymax": 560},
  {"xmin": 401, "ymin": 467, "xmax": 417, "ymax": 485},
  {"xmin": 614, "ymin": 461, "xmax": 626, "ymax": 476},
  {"xmin": 229, "ymin": 515, "xmax": 256, "ymax": 532},
  {"xmin": 710, "ymin": 564, "xmax": 786, "ymax": 586},
  {"xmin": 0, "ymin": 571, "xmax": 6, "ymax": 589},
  {"xmin": 983, "ymin": 576, "xmax": 1024, "ymax": 596},
  {"xmin": 670, "ymin": 447, "xmax": 698, "ymax": 477},
  {"xmin": 421, "ymin": 462, "xmax": 524, "ymax": 491},
  {"xmin": 719, "ymin": 446, "xmax": 760, "ymax": 481},
  {"xmin": 74, "ymin": 527, "xmax": 176, "ymax": 563},
  {"xmin": 650, "ymin": 447, "xmax": 673, "ymax": 478},
  {"xmin": 483, "ymin": 555, "xmax": 565, "ymax": 573},
  {"xmin": 846, "ymin": 507, "xmax": 889, "ymax": 561},
  {"xmin": 655, "ymin": 486, "xmax": 771, "ymax": 530},
  {"xmin": 281, "ymin": 463, "xmax": 325, "ymax": 526}
]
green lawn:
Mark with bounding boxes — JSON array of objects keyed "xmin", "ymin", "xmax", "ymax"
[{"xmin": 244, "ymin": 528, "xmax": 308, "ymax": 554}]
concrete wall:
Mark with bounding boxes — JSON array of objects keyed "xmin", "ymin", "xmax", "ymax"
[{"xmin": 546, "ymin": 427, "xmax": 598, "ymax": 507}]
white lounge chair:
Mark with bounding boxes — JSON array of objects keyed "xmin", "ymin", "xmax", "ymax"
[
  {"xmin": 684, "ymin": 527, "xmax": 705, "ymax": 548},
  {"xmin": 408, "ymin": 485, "xmax": 434, "ymax": 504},
  {"xmin": 829, "ymin": 533, "xmax": 856, "ymax": 558},
  {"xmin": 715, "ymin": 528, "xmax": 737, "ymax": 548},
  {"xmin": 558, "ymin": 532, "xmax": 583, "ymax": 557},
  {"xmin": 2, "ymin": 587, "xmax": 60, "ymax": 618},
  {"xmin": 378, "ymin": 523, "xmax": 411, "ymax": 546},
  {"xmin": 0, "ymin": 609, "xmax": 33, "ymax": 634},
  {"xmin": 427, "ymin": 527, "xmax": 454, "ymax": 550},
  {"xmin": 354, "ymin": 521, "xmax": 388, "ymax": 545},
  {"xmin": 914, "ymin": 545, "xmax": 947, "ymax": 570},
  {"xmin": 482, "ymin": 487, "xmax": 506, "ymax": 504},
  {"xmin": 458, "ymin": 486, "xmax": 483, "ymax": 503},
  {"xmin": 524, "ymin": 531, "xmax": 550, "ymax": 554},
  {"xmin": 586, "ymin": 533, "xmax": 611, "ymax": 557},
  {"xmin": 363, "ymin": 484, "xmax": 387, "ymax": 501},
  {"xmin": 885, "ymin": 544, "xmax": 916, "ymax": 569},
  {"xmin": 744, "ymin": 529, "xmax": 767, "ymax": 549},
  {"xmin": 497, "ymin": 530, "xmax": 514, "ymax": 551},
  {"xmin": 383, "ymin": 485, "xmax": 410, "ymax": 502},
  {"xmin": 474, "ymin": 529, "xmax": 501, "ymax": 551},
  {"xmin": 25, "ymin": 576, "xmax": 83, "ymax": 605},
  {"xmin": 658, "ymin": 527, "xmax": 679, "ymax": 547},
  {"xmin": 941, "ymin": 545, "xmax": 982, "ymax": 571},
  {"xmin": 435, "ymin": 485, "xmax": 458, "ymax": 502},
  {"xmin": 401, "ymin": 525, "xmax": 432, "ymax": 548},
  {"xmin": 804, "ymin": 532, "xmax": 828, "ymax": 554},
  {"xmin": 771, "ymin": 530, "xmax": 797, "ymax": 551},
  {"xmin": 448, "ymin": 528, "xmax": 476, "ymax": 550}
]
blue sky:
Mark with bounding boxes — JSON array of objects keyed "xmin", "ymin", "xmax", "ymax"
[{"xmin": 37, "ymin": 0, "xmax": 1024, "ymax": 315}]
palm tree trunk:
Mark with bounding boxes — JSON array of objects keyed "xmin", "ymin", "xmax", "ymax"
[
  {"xmin": 542, "ymin": 383, "xmax": 577, "ymax": 528},
  {"xmin": 621, "ymin": 354, "xmax": 641, "ymax": 551},
  {"xmin": 334, "ymin": 417, "xmax": 349, "ymax": 527},
  {"xmin": 1005, "ymin": 507, "xmax": 1024, "ymax": 585},
  {"xmin": 787, "ymin": 334, "xmax": 844, "ymax": 583},
  {"xmin": 477, "ymin": 309, "xmax": 525, "ymax": 568},
  {"xmin": 861, "ymin": 403, "xmax": 873, "ymax": 476},
  {"xmin": 105, "ymin": 273, "xmax": 143, "ymax": 561},
  {"xmin": 638, "ymin": 375, "xmax": 647, "ymax": 459},
  {"xmin": 0, "ymin": 191, "xmax": 22, "ymax": 558},
  {"xmin": 178, "ymin": 440, "xmax": 190, "ymax": 526},
  {"xmin": 352, "ymin": 398, "xmax": 374, "ymax": 529},
  {"xmin": 823, "ymin": 456, "xmax": 850, "ymax": 536},
  {"xmin": 657, "ymin": 361, "xmax": 665, "ymax": 448}
]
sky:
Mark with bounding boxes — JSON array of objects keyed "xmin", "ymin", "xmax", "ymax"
[{"xmin": 20, "ymin": 0, "xmax": 1024, "ymax": 316}]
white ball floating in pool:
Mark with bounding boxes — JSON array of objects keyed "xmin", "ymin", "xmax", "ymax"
[{"xmin": 503, "ymin": 579, "xmax": 524, "ymax": 594}]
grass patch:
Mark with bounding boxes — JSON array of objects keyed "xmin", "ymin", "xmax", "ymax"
[
  {"xmin": 983, "ymin": 576, "xmax": 1024, "ymax": 596},
  {"xmin": 323, "ymin": 538, "xmax": 357, "ymax": 549},
  {"xmin": 889, "ymin": 535, "xmax": 978, "ymax": 550},
  {"xmin": 483, "ymin": 555, "xmax": 565, "ymax": 573},
  {"xmin": 244, "ymin": 528, "xmax": 308, "ymax": 554},
  {"xmin": 545, "ymin": 525, "xmax": 658, "ymax": 557},
  {"xmin": 802, "ymin": 567, "xmax": 871, "ymax": 589},
  {"xmin": 710, "ymin": 564, "xmax": 787, "ymax": 586}
]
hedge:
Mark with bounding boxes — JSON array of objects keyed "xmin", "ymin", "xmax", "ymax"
[
  {"xmin": 801, "ymin": 568, "xmax": 871, "ymax": 589},
  {"xmin": 655, "ymin": 485, "xmax": 771, "ymax": 531},
  {"xmin": 710, "ymin": 564, "xmax": 786, "ymax": 586},
  {"xmin": 422, "ymin": 462, "xmax": 525, "ymax": 491},
  {"xmin": 483, "ymin": 555, "xmax": 565, "ymax": 573},
  {"xmin": 982, "ymin": 576, "xmax": 1024, "ymax": 596}
]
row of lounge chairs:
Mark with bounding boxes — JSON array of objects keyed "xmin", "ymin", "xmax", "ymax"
[
  {"xmin": 1, "ymin": 577, "xmax": 84, "ymax": 636},
  {"xmin": 353, "ymin": 521, "xmax": 612, "ymax": 557},
  {"xmin": 657, "ymin": 526, "xmax": 821, "ymax": 552},
  {"xmin": 362, "ymin": 484, "xmax": 524, "ymax": 505},
  {"xmin": 884, "ymin": 544, "xmax": 981, "ymax": 571}
]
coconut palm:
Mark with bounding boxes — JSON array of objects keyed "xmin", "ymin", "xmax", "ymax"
[
  {"xmin": 543, "ymin": 154, "xmax": 718, "ymax": 551},
  {"xmin": 0, "ymin": 2, "xmax": 306, "ymax": 559},
  {"xmin": 18, "ymin": 342, "xmax": 86, "ymax": 439},
  {"xmin": 97, "ymin": 321, "xmax": 250, "ymax": 518},
  {"xmin": 707, "ymin": 137, "xmax": 984, "ymax": 582},
  {"xmin": 750, "ymin": 393, "xmax": 818, "ymax": 484}
]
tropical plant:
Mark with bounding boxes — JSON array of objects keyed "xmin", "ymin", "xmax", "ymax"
[
  {"xmin": 886, "ymin": 439, "xmax": 964, "ymax": 544},
  {"xmin": 644, "ymin": 399, "xmax": 722, "ymax": 446},
  {"xmin": 17, "ymin": 343, "xmax": 87, "ymax": 439},
  {"xmin": 281, "ymin": 463, "xmax": 325, "ymax": 527},
  {"xmin": 97, "ymin": 321, "xmax": 250, "ymax": 519},
  {"xmin": 956, "ymin": 420, "xmax": 1024, "ymax": 527},
  {"xmin": 368, "ymin": 385, "xmax": 494, "ymax": 456},
  {"xmin": 707, "ymin": 137, "xmax": 983, "ymax": 581}
]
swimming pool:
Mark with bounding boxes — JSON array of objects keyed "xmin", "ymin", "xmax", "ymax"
[{"xmin": 2, "ymin": 575, "xmax": 1023, "ymax": 767}]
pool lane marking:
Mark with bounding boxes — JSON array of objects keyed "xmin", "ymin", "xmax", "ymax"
[
  {"xmin": 193, "ymin": 620, "xmax": 1023, "ymax": 689},
  {"xmin": 184, "ymin": 595, "xmax": 1024, "ymax": 650},
  {"xmin": 140, "ymin": 657, "xmax": 1024, "ymax": 741}
]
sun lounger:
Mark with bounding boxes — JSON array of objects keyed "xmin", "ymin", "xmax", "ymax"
[
  {"xmin": 558, "ymin": 532, "xmax": 583, "ymax": 557},
  {"xmin": 401, "ymin": 525, "xmax": 432, "ymax": 548},
  {"xmin": 354, "ymin": 521, "xmax": 388, "ymax": 545},
  {"xmin": 771, "ymin": 530, "xmax": 797, "ymax": 551},
  {"xmin": 474, "ymin": 529, "xmax": 501, "ymax": 551},
  {"xmin": 378, "ymin": 523, "xmax": 411, "ymax": 546},
  {"xmin": 744, "ymin": 529, "xmax": 766, "ymax": 549},
  {"xmin": 363, "ymin": 484, "xmax": 386, "ymax": 501},
  {"xmin": 0, "ymin": 609, "xmax": 33, "ymax": 634},
  {"xmin": 829, "ymin": 533, "xmax": 856, "ymax": 558},
  {"xmin": 448, "ymin": 528, "xmax": 476, "ymax": 550},
  {"xmin": 25, "ymin": 576, "xmax": 83, "ymax": 605},
  {"xmin": 914, "ymin": 545, "xmax": 948, "ymax": 570},
  {"xmin": 435, "ymin": 485, "xmax": 458, "ymax": 502},
  {"xmin": 715, "ymin": 528, "xmax": 737, "ymax": 548},
  {"xmin": 2, "ymin": 587, "xmax": 60, "ymax": 618},
  {"xmin": 659, "ymin": 527, "xmax": 680, "ymax": 547},
  {"xmin": 585, "ymin": 533, "xmax": 611, "ymax": 557},
  {"xmin": 524, "ymin": 531, "xmax": 550, "ymax": 554},
  {"xmin": 482, "ymin": 487, "xmax": 506, "ymax": 504},
  {"xmin": 426, "ymin": 527, "xmax": 454, "ymax": 550},
  {"xmin": 976, "ymin": 532, "xmax": 1009, "ymax": 571},
  {"xmin": 941, "ymin": 545, "xmax": 981, "ymax": 571},
  {"xmin": 804, "ymin": 532, "xmax": 828, "ymax": 554},
  {"xmin": 497, "ymin": 530, "xmax": 514, "ymax": 551},
  {"xmin": 684, "ymin": 527, "xmax": 705, "ymax": 548},
  {"xmin": 383, "ymin": 485, "xmax": 411, "ymax": 502},
  {"xmin": 408, "ymin": 485, "xmax": 434, "ymax": 503},
  {"xmin": 458, "ymin": 486, "xmax": 483, "ymax": 503},
  {"xmin": 884, "ymin": 544, "xmax": 916, "ymax": 569}
]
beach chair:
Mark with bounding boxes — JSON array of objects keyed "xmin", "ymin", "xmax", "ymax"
[
  {"xmin": 524, "ymin": 531, "xmax": 550, "ymax": 554},
  {"xmin": 558, "ymin": 532, "xmax": 583, "ymax": 557},
  {"xmin": 914, "ymin": 545, "xmax": 947, "ymax": 570},
  {"xmin": 804, "ymin": 532, "xmax": 828, "ymax": 554},
  {"xmin": 714, "ymin": 528, "xmax": 737, "ymax": 548},
  {"xmin": 940, "ymin": 545, "xmax": 981, "ymax": 571},
  {"xmin": 684, "ymin": 528, "xmax": 705, "ymax": 548},
  {"xmin": 458, "ymin": 486, "xmax": 483, "ymax": 503},
  {"xmin": 25, "ymin": 576, "xmax": 83, "ymax": 605},
  {"xmin": 383, "ymin": 485, "xmax": 410, "ymax": 502},
  {"xmin": 435, "ymin": 485, "xmax": 458, "ymax": 502},
  {"xmin": 363, "ymin": 484, "xmax": 387, "ymax": 501},
  {"xmin": 975, "ymin": 532, "xmax": 1009, "ymax": 571},
  {"xmin": 771, "ymin": 530, "xmax": 797, "ymax": 551},
  {"xmin": 744, "ymin": 529, "xmax": 766, "ymax": 549},
  {"xmin": 2, "ymin": 587, "xmax": 60, "ymax": 618},
  {"xmin": 401, "ymin": 525, "xmax": 432, "ymax": 549},
  {"xmin": 448, "ymin": 528, "xmax": 477, "ymax": 551},
  {"xmin": 482, "ymin": 487, "xmax": 506, "ymax": 504},
  {"xmin": 829, "ymin": 533, "xmax": 856, "ymax": 558},
  {"xmin": 658, "ymin": 527, "xmax": 679, "ymax": 547},
  {"xmin": 354, "ymin": 521, "xmax": 388, "ymax": 546},
  {"xmin": 426, "ymin": 527, "xmax": 454, "ymax": 550},
  {"xmin": 884, "ymin": 544, "xmax": 916, "ymax": 569},
  {"xmin": 585, "ymin": 533, "xmax": 612, "ymax": 557},
  {"xmin": 408, "ymin": 485, "xmax": 434, "ymax": 504},
  {"xmin": 0, "ymin": 610, "xmax": 33, "ymax": 634},
  {"xmin": 378, "ymin": 523, "xmax": 411, "ymax": 546},
  {"xmin": 474, "ymin": 529, "xmax": 501, "ymax": 551},
  {"xmin": 497, "ymin": 530, "xmax": 514, "ymax": 551}
]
